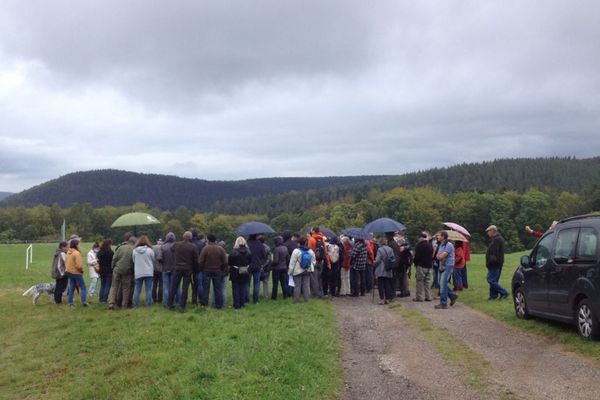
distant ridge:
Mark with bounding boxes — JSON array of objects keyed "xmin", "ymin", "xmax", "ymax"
[
  {"xmin": 0, "ymin": 192, "xmax": 13, "ymax": 201},
  {"xmin": 2, "ymin": 157, "xmax": 599, "ymax": 211}
]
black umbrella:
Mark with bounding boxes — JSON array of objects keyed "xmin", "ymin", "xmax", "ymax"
[
  {"xmin": 236, "ymin": 221, "xmax": 276, "ymax": 236},
  {"xmin": 363, "ymin": 217, "xmax": 406, "ymax": 234},
  {"xmin": 306, "ymin": 226, "xmax": 337, "ymax": 239},
  {"xmin": 341, "ymin": 227, "xmax": 373, "ymax": 240}
]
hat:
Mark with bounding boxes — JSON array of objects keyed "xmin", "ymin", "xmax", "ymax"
[
  {"xmin": 485, "ymin": 225, "xmax": 497, "ymax": 232},
  {"xmin": 69, "ymin": 234, "xmax": 82, "ymax": 241}
]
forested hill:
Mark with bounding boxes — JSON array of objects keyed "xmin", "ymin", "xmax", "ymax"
[
  {"xmin": 2, "ymin": 157, "xmax": 599, "ymax": 211},
  {"xmin": 213, "ymin": 157, "xmax": 600, "ymax": 214},
  {"xmin": 0, "ymin": 170, "xmax": 384, "ymax": 210}
]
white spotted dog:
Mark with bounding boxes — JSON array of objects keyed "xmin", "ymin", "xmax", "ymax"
[{"xmin": 22, "ymin": 283, "xmax": 56, "ymax": 305}]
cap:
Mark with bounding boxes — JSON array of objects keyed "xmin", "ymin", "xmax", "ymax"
[
  {"xmin": 485, "ymin": 225, "xmax": 497, "ymax": 232},
  {"xmin": 69, "ymin": 234, "xmax": 82, "ymax": 241}
]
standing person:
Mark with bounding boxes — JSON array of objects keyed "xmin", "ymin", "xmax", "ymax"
[
  {"xmin": 350, "ymin": 239, "xmax": 368, "ymax": 297},
  {"xmin": 247, "ymin": 234, "xmax": 266, "ymax": 304},
  {"xmin": 431, "ymin": 236, "xmax": 441, "ymax": 292},
  {"xmin": 325, "ymin": 236, "xmax": 342, "ymax": 297},
  {"xmin": 288, "ymin": 237, "xmax": 315, "ymax": 303},
  {"xmin": 65, "ymin": 237, "xmax": 88, "ymax": 307},
  {"xmin": 307, "ymin": 228, "xmax": 326, "ymax": 298},
  {"xmin": 167, "ymin": 231, "xmax": 199, "ymax": 311},
  {"xmin": 87, "ymin": 242, "xmax": 100, "ymax": 297},
  {"xmin": 271, "ymin": 236, "xmax": 290, "ymax": 300},
  {"xmin": 413, "ymin": 233, "xmax": 433, "ymax": 302},
  {"xmin": 108, "ymin": 234, "xmax": 136, "ymax": 309},
  {"xmin": 191, "ymin": 229, "xmax": 206, "ymax": 306},
  {"xmin": 283, "ymin": 231, "xmax": 299, "ymax": 256},
  {"xmin": 374, "ymin": 238, "xmax": 395, "ymax": 305},
  {"xmin": 152, "ymin": 238, "xmax": 163, "ymax": 304},
  {"xmin": 132, "ymin": 236, "xmax": 155, "ymax": 307},
  {"xmin": 51, "ymin": 241, "xmax": 68, "ymax": 304},
  {"xmin": 396, "ymin": 233, "xmax": 412, "ymax": 297},
  {"xmin": 198, "ymin": 234, "xmax": 228, "ymax": 309},
  {"xmin": 386, "ymin": 232, "xmax": 401, "ymax": 299},
  {"xmin": 228, "ymin": 237, "xmax": 252, "ymax": 310},
  {"xmin": 453, "ymin": 241, "xmax": 466, "ymax": 291},
  {"xmin": 339, "ymin": 236, "xmax": 352, "ymax": 296},
  {"xmin": 364, "ymin": 239, "xmax": 376, "ymax": 293},
  {"xmin": 259, "ymin": 236, "xmax": 272, "ymax": 300},
  {"xmin": 96, "ymin": 239, "xmax": 114, "ymax": 304},
  {"xmin": 159, "ymin": 232, "xmax": 178, "ymax": 306},
  {"xmin": 214, "ymin": 240, "xmax": 228, "ymax": 307},
  {"xmin": 485, "ymin": 225, "xmax": 509, "ymax": 300},
  {"xmin": 434, "ymin": 231, "xmax": 458, "ymax": 309}
]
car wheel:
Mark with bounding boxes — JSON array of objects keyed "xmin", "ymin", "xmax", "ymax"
[
  {"xmin": 576, "ymin": 299, "xmax": 599, "ymax": 340},
  {"xmin": 513, "ymin": 288, "xmax": 530, "ymax": 319}
]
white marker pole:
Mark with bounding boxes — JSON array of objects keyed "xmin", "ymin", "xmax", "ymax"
[{"xmin": 25, "ymin": 244, "xmax": 33, "ymax": 270}]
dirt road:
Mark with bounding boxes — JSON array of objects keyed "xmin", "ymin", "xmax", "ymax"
[{"xmin": 334, "ymin": 295, "xmax": 600, "ymax": 400}]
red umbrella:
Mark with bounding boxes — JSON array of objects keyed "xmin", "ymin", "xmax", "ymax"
[{"xmin": 443, "ymin": 222, "xmax": 471, "ymax": 238}]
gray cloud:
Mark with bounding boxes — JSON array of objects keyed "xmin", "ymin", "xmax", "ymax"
[{"xmin": 0, "ymin": 0, "xmax": 599, "ymax": 192}]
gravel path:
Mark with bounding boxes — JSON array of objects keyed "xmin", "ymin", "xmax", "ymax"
[{"xmin": 334, "ymin": 294, "xmax": 600, "ymax": 400}]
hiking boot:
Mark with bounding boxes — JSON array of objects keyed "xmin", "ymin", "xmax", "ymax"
[
  {"xmin": 82, "ymin": 303, "xmax": 89, "ymax": 307},
  {"xmin": 449, "ymin": 294, "xmax": 458, "ymax": 306},
  {"xmin": 413, "ymin": 298, "xmax": 423, "ymax": 302},
  {"xmin": 434, "ymin": 304, "xmax": 448, "ymax": 309},
  {"xmin": 499, "ymin": 293, "xmax": 509, "ymax": 300}
]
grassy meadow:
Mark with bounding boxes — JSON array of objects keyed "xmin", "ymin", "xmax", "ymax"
[
  {"xmin": 459, "ymin": 252, "xmax": 600, "ymax": 364},
  {"xmin": 0, "ymin": 243, "xmax": 343, "ymax": 399}
]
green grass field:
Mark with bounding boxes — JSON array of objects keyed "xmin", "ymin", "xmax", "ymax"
[
  {"xmin": 459, "ymin": 252, "xmax": 600, "ymax": 365},
  {"xmin": 0, "ymin": 244, "xmax": 342, "ymax": 399}
]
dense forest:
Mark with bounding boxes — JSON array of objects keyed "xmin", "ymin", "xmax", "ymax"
[
  {"xmin": 2, "ymin": 185, "xmax": 599, "ymax": 252},
  {"xmin": 2, "ymin": 157, "xmax": 599, "ymax": 212}
]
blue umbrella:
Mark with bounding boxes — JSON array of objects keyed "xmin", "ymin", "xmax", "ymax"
[
  {"xmin": 341, "ymin": 227, "xmax": 373, "ymax": 240},
  {"xmin": 236, "ymin": 221, "xmax": 276, "ymax": 236},
  {"xmin": 363, "ymin": 218, "xmax": 406, "ymax": 234}
]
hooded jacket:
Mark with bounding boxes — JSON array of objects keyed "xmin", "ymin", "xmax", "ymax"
[
  {"xmin": 159, "ymin": 232, "xmax": 176, "ymax": 273},
  {"xmin": 112, "ymin": 242, "xmax": 135, "ymax": 275},
  {"xmin": 133, "ymin": 245, "xmax": 156, "ymax": 279},
  {"xmin": 65, "ymin": 248, "xmax": 84, "ymax": 275}
]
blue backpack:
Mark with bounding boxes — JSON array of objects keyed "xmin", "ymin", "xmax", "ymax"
[{"xmin": 299, "ymin": 249, "xmax": 312, "ymax": 269}]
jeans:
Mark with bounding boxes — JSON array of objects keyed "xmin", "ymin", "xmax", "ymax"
[
  {"xmin": 213, "ymin": 274, "xmax": 228, "ymax": 306},
  {"xmin": 439, "ymin": 265, "xmax": 455, "ymax": 306},
  {"xmin": 487, "ymin": 268, "xmax": 508, "ymax": 299},
  {"xmin": 463, "ymin": 264, "xmax": 469, "ymax": 288},
  {"xmin": 248, "ymin": 270, "xmax": 261, "ymax": 304},
  {"xmin": 322, "ymin": 263, "xmax": 340, "ymax": 296},
  {"xmin": 202, "ymin": 272, "xmax": 224, "ymax": 309},
  {"xmin": 168, "ymin": 270, "xmax": 192, "ymax": 309},
  {"xmin": 133, "ymin": 276, "xmax": 153, "ymax": 307},
  {"xmin": 350, "ymin": 268, "xmax": 366, "ymax": 296},
  {"xmin": 232, "ymin": 281, "xmax": 246, "ymax": 309},
  {"xmin": 453, "ymin": 268, "xmax": 464, "ymax": 289},
  {"xmin": 271, "ymin": 269, "xmax": 289, "ymax": 299},
  {"xmin": 292, "ymin": 272, "xmax": 311, "ymax": 302},
  {"xmin": 54, "ymin": 276, "xmax": 68, "ymax": 304},
  {"xmin": 261, "ymin": 270, "xmax": 270, "ymax": 299},
  {"xmin": 194, "ymin": 271, "xmax": 205, "ymax": 305},
  {"xmin": 88, "ymin": 277, "xmax": 98, "ymax": 296},
  {"xmin": 431, "ymin": 265, "xmax": 440, "ymax": 289},
  {"xmin": 365, "ymin": 264, "xmax": 373, "ymax": 292},
  {"xmin": 162, "ymin": 271, "xmax": 180, "ymax": 306},
  {"xmin": 415, "ymin": 266, "xmax": 432, "ymax": 301},
  {"xmin": 99, "ymin": 274, "xmax": 112, "ymax": 303},
  {"xmin": 67, "ymin": 274, "xmax": 87, "ymax": 305}
]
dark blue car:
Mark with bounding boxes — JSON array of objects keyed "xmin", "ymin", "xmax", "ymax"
[{"xmin": 512, "ymin": 214, "xmax": 600, "ymax": 339}]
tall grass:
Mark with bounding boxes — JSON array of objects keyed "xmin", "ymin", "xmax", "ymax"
[{"xmin": 0, "ymin": 244, "xmax": 342, "ymax": 399}]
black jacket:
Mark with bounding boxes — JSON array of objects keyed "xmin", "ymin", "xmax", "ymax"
[
  {"xmin": 414, "ymin": 240, "xmax": 433, "ymax": 269},
  {"xmin": 228, "ymin": 247, "xmax": 252, "ymax": 283},
  {"xmin": 486, "ymin": 234, "xmax": 505, "ymax": 269}
]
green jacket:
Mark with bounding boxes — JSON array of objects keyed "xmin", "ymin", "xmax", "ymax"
[{"xmin": 112, "ymin": 243, "xmax": 135, "ymax": 275}]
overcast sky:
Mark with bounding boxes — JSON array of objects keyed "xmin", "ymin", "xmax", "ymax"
[{"xmin": 1, "ymin": 0, "xmax": 599, "ymax": 193}]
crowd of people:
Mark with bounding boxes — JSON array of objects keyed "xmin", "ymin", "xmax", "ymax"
[{"xmin": 49, "ymin": 224, "xmax": 512, "ymax": 311}]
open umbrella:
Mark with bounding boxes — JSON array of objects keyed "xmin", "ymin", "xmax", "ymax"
[
  {"xmin": 443, "ymin": 222, "xmax": 471, "ymax": 238},
  {"xmin": 363, "ymin": 217, "xmax": 406, "ymax": 234},
  {"xmin": 341, "ymin": 227, "xmax": 373, "ymax": 240},
  {"xmin": 306, "ymin": 226, "xmax": 337, "ymax": 239},
  {"xmin": 111, "ymin": 212, "xmax": 161, "ymax": 236},
  {"xmin": 443, "ymin": 230, "xmax": 469, "ymax": 242},
  {"xmin": 236, "ymin": 221, "xmax": 276, "ymax": 236}
]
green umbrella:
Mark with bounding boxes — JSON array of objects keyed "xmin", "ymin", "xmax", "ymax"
[{"xmin": 111, "ymin": 212, "xmax": 161, "ymax": 235}]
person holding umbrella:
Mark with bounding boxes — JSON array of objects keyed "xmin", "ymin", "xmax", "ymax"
[{"xmin": 434, "ymin": 231, "xmax": 458, "ymax": 309}]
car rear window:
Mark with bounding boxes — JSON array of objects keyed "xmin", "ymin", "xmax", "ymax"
[{"xmin": 576, "ymin": 228, "xmax": 598, "ymax": 263}]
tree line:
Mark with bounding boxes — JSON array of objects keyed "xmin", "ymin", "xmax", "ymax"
[{"xmin": 2, "ymin": 186, "xmax": 598, "ymax": 252}]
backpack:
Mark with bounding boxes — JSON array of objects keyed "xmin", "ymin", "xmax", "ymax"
[
  {"xmin": 299, "ymin": 249, "xmax": 312, "ymax": 269},
  {"xmin": 314, "ymin": 238, "xmax": 326, "ymax": 262},
  {"xmin": 383, "ymin": 247, "xmax": 396, "ymax": 271},
  {"xmin": 327, "ymin": 243, "xmax": 340, "ymax": 264}
]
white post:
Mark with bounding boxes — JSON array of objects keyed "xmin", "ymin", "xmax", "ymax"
[{"xmin": 25, "ymin": 244, "xmax": 33, "ymax": 270}]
